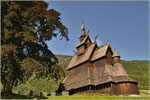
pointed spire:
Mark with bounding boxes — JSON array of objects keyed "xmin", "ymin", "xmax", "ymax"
[
  {"xmin": 87, "ymin": 29, "xmax": 90, "ymax": 35},
  {"xmin": 94, "ymin": 35, "xmax": 98, "ymax": 43},
  {"xmin": 81, "ymin": 18, "xmax": 85, "ymax": 30},
  {"xmin": 81, "ymin": 24, "xmax": 85, "ymax": 30},
  {"xmin": 79, "ymin": 18, "xmax": 86, "ymax": 38},
  {"xmin": 112, "ymin": 48, "xmax": 120, "ymax": 58},
  {"xmin": 107, "ymin": 40, "xmax": 110, "ymax": 45},
  {"xmin": 82, "ymin": 17, "xmax": 84, "ymax": 24}
]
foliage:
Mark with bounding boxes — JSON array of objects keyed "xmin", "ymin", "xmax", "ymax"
[
  {"xmin": 55, "ymin": 55, "xmax": 72, "ymax": 75},
  {"xmin": 1, "ymin": 1, "xmax": 68, "ymax": 94},
  {"xmin": 12, "ymin": 72, "xmax": 64, "ymax": 95}
]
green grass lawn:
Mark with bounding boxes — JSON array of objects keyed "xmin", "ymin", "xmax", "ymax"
[
  {"xmin": 2, "ymin": 91, "xmax": 149, "ymax": 99},
  {"xmin": 45, "ymin": 93, "xmax": 149, "ymax": 99},
  {"xmin": 45, "ymin": 95, "xmax": 149, "ymax": 99}
]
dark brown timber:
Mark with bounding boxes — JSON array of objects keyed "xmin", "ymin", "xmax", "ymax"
[{"xmin": 62, "ymin": 23, "xmax": 139, "ymax": 95}]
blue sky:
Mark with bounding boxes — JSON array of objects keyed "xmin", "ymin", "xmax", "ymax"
[{"xmin": 46, "ymin": 1, "xmax": 148, "ymax": 61}]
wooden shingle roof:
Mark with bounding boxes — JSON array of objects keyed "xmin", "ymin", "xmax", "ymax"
[
  {"xmin": 63, "ymin": 63, "xmax": 137, "ymax": 90},
  {"xmin": 68, "ymin": 42, "xmax": 113, "ymax": 70},
  {"xmin": 67, "ymin": 42, "xmax": 96, "ymax": 70},
  {"xmin": 91, "ymin": 43, "xmax": 109, "ymax": 61}
]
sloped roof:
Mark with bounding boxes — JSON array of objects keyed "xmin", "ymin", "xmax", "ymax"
[
  {"xmin": 67, "ymin": 43, "xmax": 96, "ymax": 70},
  {"xmin": 63, "ymin": 63, "xmax": 137, "ymax": 90},
  {"xmin": 91, "ymin": 42, "xmax": 112, "ymax": 61},
  {"xmin": 63, "ymin": 65, "xmax": 91, "ymax": 90},
  {"xmin": 68, "ymin": 42, "xmax": 113, "ymax": 70}
]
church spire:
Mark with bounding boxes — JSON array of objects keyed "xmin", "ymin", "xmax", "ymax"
[
  {"xmin": 112, "ymin": 48, "xmax": 120, "ymax": 63},
  {"xmin": 81, "ymin": 18, "xmax": 85, "ymax": 30},
  {"xmin": 112, "ymin": 48, "xmax": 120, "ymax": 58},
  {"xmin": 79, "ymin": 18, "xmax": 86, "ymax": 41}
]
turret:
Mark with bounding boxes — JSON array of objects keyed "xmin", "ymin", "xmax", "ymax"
[
  {"xmin": 79, "ymin": 24, "xmax": 86, "ymax": 41},
  {"xmin": 112, "ymin": 48, "xmax": 120, "ymax": 63}
]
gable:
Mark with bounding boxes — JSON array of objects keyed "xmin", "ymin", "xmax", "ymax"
[
  {"xmin": 106, "ymin": 46, "xmax": 113, "ymax": 59},
  {"xmin": 91, "ymin": 43, "xmax": 113, "ymax": 62}
]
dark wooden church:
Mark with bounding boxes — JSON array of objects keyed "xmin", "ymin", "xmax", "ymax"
[{"xmin": 62, "ymin": 23, "xmax": 139, "ymax": 95}]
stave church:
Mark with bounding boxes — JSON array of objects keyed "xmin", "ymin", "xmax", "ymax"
[{"xmin": 62, "ymin": 22, "xmax": 139, "ymax": 95}]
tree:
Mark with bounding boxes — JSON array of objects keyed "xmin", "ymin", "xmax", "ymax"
[{"xmin": 1, "ymin": 1, "xmax": 68, "ymax": 94}]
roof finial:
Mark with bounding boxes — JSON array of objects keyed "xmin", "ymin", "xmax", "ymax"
[
  {"xmin": 107, "ymin": 40, "xmax": 110, "ymax": 45},
  {"xmin": 94, "ymin": 35, "xmax": 98, "ymax": 43},
  {"xmin": 87, "ymin": 29, "xmax": 90, "ymax": 35},
  {"xmin": 73, "ymin": 50, "xmax": 76, "ymax": 54},
  {"xmin": 112, "ymin": 48, "xmax": 120, "ymax": 58},
  {"xmin": 81, "ymin": 18, "xmax": 85, "ymax": 30},
  {"xmin": 82, "ymin": 17, "xmax": 84, "ymax": 25}
]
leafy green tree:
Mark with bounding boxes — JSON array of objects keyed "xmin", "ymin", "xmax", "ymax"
[{"xmin": 1, "ymin": 1, "xmax": 68, "ymax": 94}]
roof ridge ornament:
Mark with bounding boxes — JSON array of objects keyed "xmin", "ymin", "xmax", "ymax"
[
  {"xmin": 73, "ymin": 50, "xmax": 76, "ymax": 54},
  {"xmin": 112, "ymin": 48, "xmax": 120, "ymax": 58},
  {"xmin": 81, "ymin": 18, "xmax": 85, "ymax": 30},
  {"xmin": 94, "ymin": 35, "xmax": 98, "ymax": 43},
  {"xmin": 87, "ymin": 29, "xmax": 90, "ymax": 35},
  {"xmin": 82, "ymin": 17, "xmax": 84, "ymax": 25},
  {"xmin": 107, "ymin": 40, "xmax": 110, "ymax": 45}
]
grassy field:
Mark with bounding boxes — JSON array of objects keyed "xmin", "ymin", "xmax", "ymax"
[{"xmin": 1, "ymin": 91, "xmax": 149, "ymax": 99}]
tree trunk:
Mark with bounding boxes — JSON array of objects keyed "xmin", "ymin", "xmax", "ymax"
[{"xmin": 2, "ymin": 80, "xmax": 14, "ymax": 95}]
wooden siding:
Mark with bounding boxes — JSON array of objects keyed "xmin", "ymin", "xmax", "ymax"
[
  {"xmin": 69, "ymin": 82, "xmax": 139, "ymax": 95},
  {"xmin": 69, "ymin": 83, "xmax": 112, "ymax": 95},
  {"xmin": 111, "ymin": 82, "xmax": 139, "ymax": 95}
]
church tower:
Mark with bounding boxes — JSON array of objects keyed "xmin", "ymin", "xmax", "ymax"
[{"xmin": 76, "ymin": 23, "xmax": 92, "ymax": 55}]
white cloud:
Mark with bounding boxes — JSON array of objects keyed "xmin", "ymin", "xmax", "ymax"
[{"xmin": 96, "ymin": 39, "xmax": 103, "ymax": 46}]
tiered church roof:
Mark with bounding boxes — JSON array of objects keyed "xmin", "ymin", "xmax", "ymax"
[{"xmin": 63, "ymin": 23, "xmax": 138, "ymax": 91}]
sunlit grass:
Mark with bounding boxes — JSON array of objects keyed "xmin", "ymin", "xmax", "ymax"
[
  {"xmin": 1, "ymin": 90, "xmax": 149, "ymax": 99},
  {"xmin": 46, "ymin": 94, "xmax": 149, "ymax": 99}
]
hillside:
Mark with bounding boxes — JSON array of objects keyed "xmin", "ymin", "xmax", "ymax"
[{"xmin": 4, "ymin": 55, "xmax": 148, "ymax": 95}]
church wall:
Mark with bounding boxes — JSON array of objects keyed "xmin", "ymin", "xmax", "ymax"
[
  {"xmin": 90, "ymin": 48, "xmax": 114, "ymax": 68},
  {"xmin": 111, "ymin": 82, "xmax": 139, "ymax": 95},
  {"xmin": 90, "ymin": 57, "xmax": 106, "ymax": 68},
  {"xmin": 71, "ymin": 82, "xmax": 139, "ymax": 95},
  {"xmin": 71, "ymin": 83, "xmax": 112, "ymax": 95}
]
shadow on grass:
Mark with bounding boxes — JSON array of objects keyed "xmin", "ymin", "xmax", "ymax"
[{"xmin": 1, "ymin": 93, "xmax": 48, "ymax": 99}]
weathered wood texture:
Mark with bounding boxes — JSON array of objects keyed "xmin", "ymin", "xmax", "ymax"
[
  {"xmin": 63, "ymin": 24, "xmax": 139, "ymax": 96},
  {"xmin": 111, "ymin": 82, "xmax": 139, "ymax": 95},
  {"xmin": 69, "ymin": 82, "xmax": 139, "ymax": 95}
]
